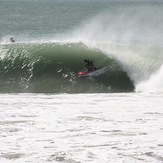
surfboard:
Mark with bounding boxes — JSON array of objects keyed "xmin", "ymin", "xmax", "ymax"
[{"xmin": 77, "ymin": 69, "xmax": 97, "ymax": 77}]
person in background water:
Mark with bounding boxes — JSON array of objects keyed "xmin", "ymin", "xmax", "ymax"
[
  {"xmin": 84, "ymin": 59, "xmax": 96, "ymax": 72},
  {"xmin": 10, "ymin": 37, "xmax": 15, "ymax": 43}
]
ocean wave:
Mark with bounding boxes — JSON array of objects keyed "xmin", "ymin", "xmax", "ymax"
[{"xmin": 0, "ymin": 42, "xmax": 134, "ymax": 93}]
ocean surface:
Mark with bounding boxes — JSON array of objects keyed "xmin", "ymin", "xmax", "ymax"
[{"xmin": 0, "ymin": 0, "xmax": 163, "ymax": 162}]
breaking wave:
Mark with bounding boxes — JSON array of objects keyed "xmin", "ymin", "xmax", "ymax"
[
  {"xmin": 0, "ymin": 2, "xmax": 163, "ymax": 93},
  {"xmin": 0, "ymin": 42, "xmax": 134, "ymax": 93}
]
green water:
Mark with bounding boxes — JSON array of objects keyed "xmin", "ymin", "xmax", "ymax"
[{"xmin": 0, "ymin": 0, "xmax": 162, "ymax": 93}]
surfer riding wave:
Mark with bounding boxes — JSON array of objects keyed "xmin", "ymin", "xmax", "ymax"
[
  {"xmin": 77, "ymin": 59, "xmax": 97, "ymax": 77},
  {"xmin": 84, "ymin": 59, "xmax": 97, "ymax": 72}
]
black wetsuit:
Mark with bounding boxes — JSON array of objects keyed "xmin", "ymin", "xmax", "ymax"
[{"xmin": 85, "ymin": 60, "xmax": 96, "ymax": 72}]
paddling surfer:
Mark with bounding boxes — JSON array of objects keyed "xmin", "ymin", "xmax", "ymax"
[{"xmin": 10, "ymin": 37, "xmax": 15, "ymax": 43}]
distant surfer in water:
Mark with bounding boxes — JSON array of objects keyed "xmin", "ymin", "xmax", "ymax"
[
  {"xmin": 84, "ymin": 59, "xmax": 96, "ymax": 72},
  {"xmin": 10, "ymin": 37, "xmax": 15, "ymax": 43}
]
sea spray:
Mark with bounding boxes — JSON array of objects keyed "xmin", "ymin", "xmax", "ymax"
[
  {"xmin": 136, "ymin": 64, "xmax": 163, "ymax": 93},
  {"xmin": 67, "ymin": 5, "xmax": 163, "ymax": 92}
]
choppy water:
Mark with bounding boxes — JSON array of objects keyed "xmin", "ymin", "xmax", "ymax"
[{"xmin": 0, "ymin": 93, "xmax": 163, "ymax": 163}]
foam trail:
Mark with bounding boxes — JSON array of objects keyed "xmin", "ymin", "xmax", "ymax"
[{"xmin": 136, "ymin": 64, "xmax": 163, "ymax": 93}]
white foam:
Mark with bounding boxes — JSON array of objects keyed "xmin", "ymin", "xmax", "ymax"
[
  {"xmin": 0, "ymin": 93, "xmax": 163, "ymax": 162},
  {"xmin": 136, "ymin": 64, "xmax": 163, "ymax": 93}
]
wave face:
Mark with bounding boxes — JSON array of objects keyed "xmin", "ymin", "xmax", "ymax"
[
  {"xmin": 0, "ymin": 0, "xmax": 162, "ymax": 93},
  {"xmin": 0, "ymin": 42, "xmax": 134, "ymax": 93}
]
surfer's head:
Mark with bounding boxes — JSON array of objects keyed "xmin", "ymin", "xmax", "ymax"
[{"xmin": 10, "ymin": 37, "xmax": 15, "ymax": 43}]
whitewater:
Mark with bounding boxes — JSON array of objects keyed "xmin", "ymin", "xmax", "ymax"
[
  {"xmin": 0, "ymin": 0, "xmax": 163, "ymax": 162},
  {"xmin": 0, "ymin": 93, "xmax": 163, "ymax": 163}
]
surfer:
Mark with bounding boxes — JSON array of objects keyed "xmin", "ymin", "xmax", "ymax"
[
  {"xmin": 10, "ymin": 37, "xmax": 15, "ymax": 43},
  {"xmin": 77, "ymin": 60, "xmax": 97, "ymax": 77},
  {"xmin": 84, "ymin": 59, "xmax": 96, "ymax": 72}
]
